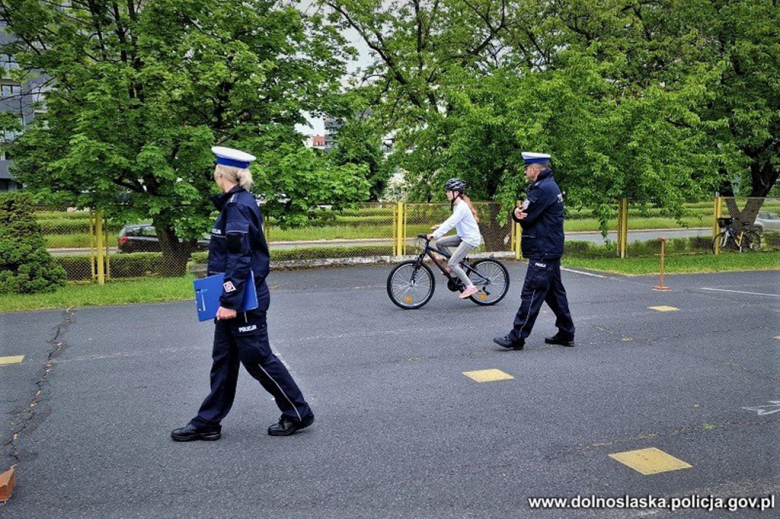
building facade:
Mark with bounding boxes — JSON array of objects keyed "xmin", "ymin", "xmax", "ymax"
[{"xmin": 0, "ymin": 21, "xmax": 47, "ymax": 192}]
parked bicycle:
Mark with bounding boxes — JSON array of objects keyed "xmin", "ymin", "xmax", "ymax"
[
  {"xmin": 711, "ymin": 217, "xmax": 761, "ymax": 253},
  {"xmin": 387, "ymin": 234, "xmax": 510, "ymax": 309}
]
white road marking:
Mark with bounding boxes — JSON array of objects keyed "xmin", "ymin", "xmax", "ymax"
[
  {"xmin": 742, "ymin": 401, "xmax": 780, "ymax": 416},
  {"xmin": 700, "ymin": 287, "xmax": 780, "ymax": 298},
  {"xmin": 560, "ymin": 267, "xmax": 609, "ymax": 279}
]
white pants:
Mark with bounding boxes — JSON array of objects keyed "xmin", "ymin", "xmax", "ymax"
[{"xmin": 435, "ymin": 235, "xmax": 476, "ymax": 287}]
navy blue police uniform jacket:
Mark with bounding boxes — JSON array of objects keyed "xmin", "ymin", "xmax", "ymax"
[
  {"xmin": 512, "ymin": 168, "xmax": 565, "ymax": 260},
  {"xmin": 208, "ymin": 185, "xmax": 271, "ymax": 312}
]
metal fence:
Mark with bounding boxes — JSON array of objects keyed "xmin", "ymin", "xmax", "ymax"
[
  {"xmin": 36, "ymin": 207, "xmax": 115, "ymax": 283},
  {"xmin": 37, "ymin": 197, "xmax": 780, "ymax": 283},
  {"xmin": 267, "ymin": 202, "xmax": 397, "ymax": 262}
]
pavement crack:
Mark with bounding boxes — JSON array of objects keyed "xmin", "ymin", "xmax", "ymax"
[{"xmin": 3, "ymin": 308, "xmax": 75, "ymax": 467}]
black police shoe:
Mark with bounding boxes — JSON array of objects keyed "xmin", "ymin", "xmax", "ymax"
[
  {"xmin": 268, "ymin": 414, "xmax": 315, "ymax": 436},
  {"xmin": 545, "ymin": 333, "xmax": 575, "ymax": 347},
  {"xmin": 171, "ymin": 424, "xmax": 222, "ymax": 442},
  {"xmin": 493, "ymin": 335, "xmax": 524, "ymax": 350}
]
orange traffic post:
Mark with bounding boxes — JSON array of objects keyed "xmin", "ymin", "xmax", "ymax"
[
  {"xmin": 653, "ymin": 237, "xmax": 671, "ymax": 291},
  {"xmin": 0, "ymin": 465, "xmax": 15, "ymax": 504}
]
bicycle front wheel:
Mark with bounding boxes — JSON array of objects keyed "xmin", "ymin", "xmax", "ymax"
[
  {"xmin": 712, "ymin": 232, "xmax": 738, "ymax": 253},
  {"xmin": 387, "ymin": 261, "xmax": 435, "ymax": 309},
  {"xmin": 467, "ymin": 259, "xmax": 510, "ymax": 306}
]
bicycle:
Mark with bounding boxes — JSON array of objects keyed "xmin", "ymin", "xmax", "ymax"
[
  {"xmin": 711, "ymin": 217, "xmax": 761, "ymax": 253},
  {"xmin": 387, "ymin": 234, "xmax": 510, "ymax": 309}
]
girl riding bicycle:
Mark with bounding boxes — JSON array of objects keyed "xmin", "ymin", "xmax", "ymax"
[{"xmin": 427, "ymin": 178, "xmax": 483, "ymax": 299}]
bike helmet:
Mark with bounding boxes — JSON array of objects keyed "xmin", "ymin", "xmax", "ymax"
[{"xmin": 444, "ymin": 178, "xmax": 466, "ymax": 192}]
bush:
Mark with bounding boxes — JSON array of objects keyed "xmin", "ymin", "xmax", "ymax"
[
  {"xmin": 55, "ymin": 253, "xmax": 168, "ymax": 281},
  {"xmin": 762, "ymin": 231, "xmax": 780, "ymax": 249},
  {"xmin": 0, "ymin": 193, "xmax": 67, "ymax": 294},
  {"xmin": 54, "ymin": 256, "xmax": 93, "ymax": 281},
  {"xmin": 109, "ymin": 253, "xmax": 165, "ymax": 278},
  {"xmin": 272, "ymin": 245, "xmax": 393, "ymax": 261},
  {"xmin": 564, "ymin": 236, "xmax": 714, "ymax": 259},
  {"xmin": 564, "ymin": 241, "xmax": 614, "ymax": 258},
  {"xmin": 192, "ymin": 246, "xmax": 395, "ymax": 266}
]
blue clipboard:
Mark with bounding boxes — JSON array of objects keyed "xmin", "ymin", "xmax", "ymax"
[{"xmin": 194, "ymin": 272, "xmax": 258, "ymax": 321}]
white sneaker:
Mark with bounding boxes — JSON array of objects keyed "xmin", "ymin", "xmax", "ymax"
[{"xmin": 459, "ymin": 286, "xmax": 479, "ymax": 299}]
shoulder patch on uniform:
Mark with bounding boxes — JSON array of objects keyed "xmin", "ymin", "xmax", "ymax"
[{"xmin": 223, "ymin": 281, "xmax": 236, "ymax": 293}]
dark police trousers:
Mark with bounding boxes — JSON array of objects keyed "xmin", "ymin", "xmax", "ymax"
[
  {"xmin": 509, "ymin": 259, "xmax": 575, "ymax": 341},
  {"xmin": 191, "ymin": 310, "xmax": 312, "ymax": 428}
]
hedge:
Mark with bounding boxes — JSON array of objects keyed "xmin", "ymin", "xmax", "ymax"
[{"xmin": 56, "ymin": 253, "xmax": 168, "ymax": 281}]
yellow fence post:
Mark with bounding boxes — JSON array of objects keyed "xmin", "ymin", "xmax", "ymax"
[
  {"xmin": 392, "ymin": 202, "xmax": 399, "ymax": 256},
  {"xmin": 617, "ymin": 198, "xmax": 629, "ymax": 259},
  {"xmin": 713, "ymin": 195, "xmax": 722, "ymax": 255},
  {"xmin": 393, "ymin": 201, "xmax": 407, "ymax": 257},
  {"xmin": 89, "ymin": 210, "xmax": 96, "ymax": 282},
  {"xmin": 95, "ymin": 210, "xmax": 105, "ymax": 285},
  {"xmin": 510, "ymin": 218, "xmax": 515, "ymax": 256},
  {"xmin": 401, "ymin": 201, "xmax": 407, "ymax": 255},
  {"xmin": 513, "ymin": 201, "xmax": 522, "ymax": 260},
  {"xmin": 104, "ymin": 214, "xmax": 110, "ymax": 281}
]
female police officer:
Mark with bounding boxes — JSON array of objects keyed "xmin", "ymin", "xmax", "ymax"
[{"xmin": 172, "ymin": 147, "xmax": 314, "ymax": 441}]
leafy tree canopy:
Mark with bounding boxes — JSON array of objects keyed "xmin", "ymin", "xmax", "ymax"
[
  {"xmin": 323, "ymin": 0, "xmax": 778, "ymax": 227},
  {"xmin": 1, "ymin": 0, "xmax": 366, "ymax": 271}
]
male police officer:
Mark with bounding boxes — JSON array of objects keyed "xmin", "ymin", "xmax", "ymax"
[
  {"xmin": 493, "ymin": 152, "xmax": 575, "ymax": 350},
  {"xmin": 172, "ymin": 147, "xmax": 314, "ymax": 441}
]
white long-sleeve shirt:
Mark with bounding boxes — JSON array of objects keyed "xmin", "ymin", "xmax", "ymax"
[{"xmin": 432, "ymin": 200, "xmax": 482, "ymax": 247}]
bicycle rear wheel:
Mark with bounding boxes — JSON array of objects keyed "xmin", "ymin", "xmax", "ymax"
[
  {"xmin": 467, "ymin": 259, "xmax": 510, "ymax": 306},
  {"xmin": 387, "ymin": 261, "xmax": 435, "ymax": 309},
  {"xmin": 741, "ymin": 231, "xmax": 761, "ymax": 252}
]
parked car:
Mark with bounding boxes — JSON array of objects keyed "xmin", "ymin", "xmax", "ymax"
[
  {"xmin": 754, "ymin": 211, "xmax": 780, "ymax": 233},
  {"xmin": 118, "ymin": 224, "xmax": 210, "ymax": 253}
]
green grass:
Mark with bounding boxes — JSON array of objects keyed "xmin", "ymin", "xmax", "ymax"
[
  {"xmin": 564, "ymin": 251, "xmax": 780, "ymax": 276},
  {"xmin": 45, "ymin": 233, "xmax": 94, "ymax": 248},
  {"xmin": 268, "ymin": 225, "xmax": 395, "ymax": 241},
  {"xmin": 0, "ymin": 276, "xmax": 195, "ymax": 312},
  {"xmin": 565, "ymin": 216, "xmax": 711, "ymax": 232}
]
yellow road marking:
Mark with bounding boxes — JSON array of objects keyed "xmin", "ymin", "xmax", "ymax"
[
  {"xmin": 609, "ymin": 448, "xmax": 692, "ymax": 475},
  {"xmin": 648, "ymin": 306, "xmax": 679, "ymax": 312},
  {"xmin": 463, "ymin": 369, "xmax": 514, "ymax": 383},
  {"xmin": 0, "ymin": 355, "xmax": 24, "ymax": 366}
]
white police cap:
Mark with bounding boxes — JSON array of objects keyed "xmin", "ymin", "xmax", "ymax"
[
  {"xmin": 522, "ymin": 152, "xmax": 551, "ymax": 165},
  {"xmin": 212, "ymin": 146, "xmax": 257, "ymax": 169}
]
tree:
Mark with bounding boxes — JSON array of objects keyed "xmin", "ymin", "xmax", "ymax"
[
  {"xmin": 325, "ymin": 0, "xmax": 777, "ymax": 232},
  {"xmin": 1, "ymin": 0, "xmax": 355, "ymax": 274},
  {"xmin": 253, "ymin": 138, "xmax": 371, "ymax": 228},
  {"xmin": 0, "ymin": 192, "xmax": 66, "ymax": 294},
  {"xmin": 326, "ymin": 113, "xmax": 390, "ymax": 201},
  {"xmin": 698, "ymin": 0, "xmax": 779, "ymax": 199}
]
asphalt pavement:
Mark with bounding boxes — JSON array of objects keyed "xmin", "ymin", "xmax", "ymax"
[{"xmin": 1, "ymin": 263, "xmax": 778, "ymax": 518}]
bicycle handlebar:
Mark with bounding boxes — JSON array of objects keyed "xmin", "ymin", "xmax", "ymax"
[{"xmin": 417, "ymin": 234, "xmax": 430, "ymax": 240}]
